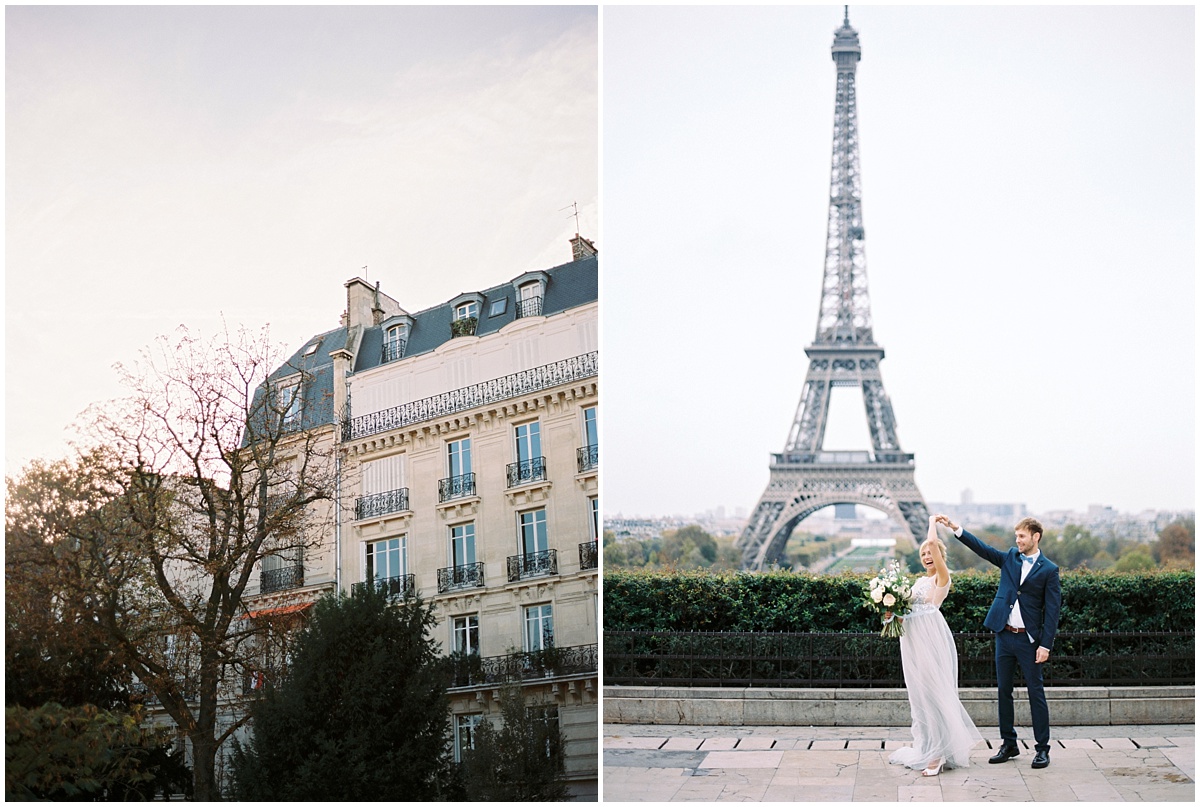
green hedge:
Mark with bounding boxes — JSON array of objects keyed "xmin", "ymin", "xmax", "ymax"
[{"xmin": 603, "ymin": 568, "xmax": 1194, "ymax": 634}]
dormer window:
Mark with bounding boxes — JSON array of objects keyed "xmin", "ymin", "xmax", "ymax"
[
  {"xmin": 449, "ymin": 294, "xmax": 483, "ymax": 338},
  {"xmin": 382, "ymin": 323, "xmax": 408, "ymax": 363},
  {"xmin": 455, "ymin": 301, "xmax": 479, "ymax": 321},
  {"xmin": 277, "ymin": 380, "xmax": 301, "ymax": 429},
  {"xmin": 511, "ymin": 271, "xmax": 548, "ymax": 319}
]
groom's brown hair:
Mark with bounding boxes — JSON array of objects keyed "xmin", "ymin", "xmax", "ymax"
[{"xmin": 1015, "ymin": 517, "xmax": 1044, "ymax": 539}]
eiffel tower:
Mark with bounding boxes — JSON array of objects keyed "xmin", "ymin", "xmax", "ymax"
[{"xmin": 736, "ymin": 9, "xmax": 929, "ymax": 570}]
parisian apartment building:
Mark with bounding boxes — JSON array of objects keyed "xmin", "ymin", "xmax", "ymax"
[{"xmin": 240, "ymin": 235, "xmax": 599, "ymax": 797}]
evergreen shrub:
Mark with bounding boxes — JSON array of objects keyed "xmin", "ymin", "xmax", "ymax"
[{"xmin": 603, "ymin": 569, "xmax": 1194, "ymax": 635}]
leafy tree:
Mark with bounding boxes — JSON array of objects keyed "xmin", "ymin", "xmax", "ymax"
[
  {"xmin": 5, "ymin": 703, "xmax": 191, "ymax": 801},
  {"xmin": 229, "ymin": 586, "xmax": 455, "ymax": 800},
  {"xmin": 459, "ymin": 683, "xmax": 568, "ymax": 801},
  {"xmin": 1114, "ymin": 545, "xmax": 1156, "ymax": 572},
  {"xmin": 5, "ymin": 326, "xmax": 337, "ymax": 800}
]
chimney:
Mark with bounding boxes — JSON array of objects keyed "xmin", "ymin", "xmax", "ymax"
[
  {"xmin": 344, "ymin": 277, "xmax": 404, "ymax": 329},
  {"xmin": 570, "ymin": 234, "xmax": 597, "ymax": 261}
]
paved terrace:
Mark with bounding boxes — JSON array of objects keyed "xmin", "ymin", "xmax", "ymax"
[{"xmin": 603, "ymin": 723, "xmax": 1194, "ymax": 802}]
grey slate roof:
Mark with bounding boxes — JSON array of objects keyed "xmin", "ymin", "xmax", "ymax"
[{"xmin": 259, "ymin": 253, "xmax": 597, "ymax": 433}]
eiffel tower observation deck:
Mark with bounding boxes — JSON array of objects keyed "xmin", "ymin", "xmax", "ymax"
[{"xmin": 736, "ymin": 8, "xmax": 930, "ymax": 570}]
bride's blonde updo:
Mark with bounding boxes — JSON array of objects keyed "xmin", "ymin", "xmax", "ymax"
[{"xmin": 920, "ymin": 535, "xmax": 947, "ymax": 562}]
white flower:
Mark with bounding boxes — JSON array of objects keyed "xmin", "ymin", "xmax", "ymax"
[
  {"xmin": 883, "ymin": 593, "xmax": 896, "ymax": 607},
  {"xmin": 870, "ymin": 578, "xmax": 882, "ymax": 590},
  {"xmin": 871, "ymin": 588, "xmax": 884, "ymax": 603}
]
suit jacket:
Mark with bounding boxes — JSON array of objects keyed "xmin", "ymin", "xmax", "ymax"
[{"xmin": 954, "ymin": 529, "xmax": 1062, "ymax": 651}]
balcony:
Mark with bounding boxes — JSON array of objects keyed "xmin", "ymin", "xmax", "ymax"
[
  {"xmin": 516, "ymin": 295, "xmax": 544, "ymax": 319},
  {"xmin": 381, "ymin": 339, "xmax": 407, "ymax": 364},
  {"xmin": 576, "ymin": 444, "xmax": 598, "ymax": 473},
  {"xmin": 449, "ymin": 643, "xmax": 599, "ymax": 689},
  {"xmin": 353, "ymin": 573, "xmax": 415, "ymax": 602},
  {"xmin": 355, "ymin": 487, "xmax": 410, "ymax": 520},
  {"xmin": 506, "ymin": 457, "xmax": 547, "ymax": 488},
  {"xmin": 438, "ymin": 473, "xmax": 476, "ymax": 503},
  {"xmin": 450, "ymin": 316, "xmax": 478, "ymax": 338},
  {"xmin": 260, "ymin": 564, "xmax": 304, "ymax": 594},
  {"xmin": 579, "ymin": 540, "xmax": 598, "ymax": 571},
  {"xmin": 507, "ymin": 549, "xmax": 558, "ymax": 583},
  {"xmin": 437, "ymin": 562, "xmax": 485, "ymax": 594},
  {"xmin": 345, "ymin": 351, "xmax": 598, "ymax": 440}
]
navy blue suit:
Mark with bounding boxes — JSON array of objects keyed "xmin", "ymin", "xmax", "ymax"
[{"xmin": 954, "ymin": 529, "xmax": 1061, "ymax": 752}]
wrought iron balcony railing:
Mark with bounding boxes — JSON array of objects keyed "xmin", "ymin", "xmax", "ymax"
[
  {"xmin": 260, "ymin": 564, "xmax": 304, "ymax": 594},
  {"xmin": 345, "ymin": 352, "xmax": 598, "ymax": 440},
  {"xmin": 577, "ymin": 444, "xmax": 598, "ymax": 473},
  {"xmin": 355, "ymin": 487, "xmax": 410, "ymax": 520},
  {"xmin": 438, "ymin": 473, "xmax": 476, "ymax": 502},
  {"xmin": 516, "ymin": 295, "xmax": 544, "ymax": 318},
  {"xmin": 507, "ymin": 549, "xmax": 558, "ymax": 582},
  {"xmin": 449, "ymin": 643, "xmax": 598, "ymax": 688},
  {"xmin": 353, "ymin": 573, "xmax": 415, "ymax": 602},
  {"xmin": 579, "ymin": 540, "xmax": 598, "ymax": 571},
  {"xmin": 506, "ymin": 457, "xmax": 547, "ymax": 488},
  {"xmin": 437, "ymin": 562, "xmax": 486, "ymax": 593},
  {"xmin": 381, "ymin": 339, "xmax": 407, "ymax": 364}
]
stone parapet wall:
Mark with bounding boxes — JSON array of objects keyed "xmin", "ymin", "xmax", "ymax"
[{"xmin": 604, "ymin": 685, "xmax": 1194, "ymax": 727}]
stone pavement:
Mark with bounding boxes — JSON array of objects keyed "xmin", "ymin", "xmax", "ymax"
[{"xmin": 602, "ymin": 723, "xmax": 1194, "ymax": 802}]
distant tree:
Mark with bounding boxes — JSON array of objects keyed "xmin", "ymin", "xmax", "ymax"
[
  {"xmin": 1154, "ymin": 519, "xmax": 1195, "ymax": 568},
  {"xmin": 229, "ymin": 586, "xmax": 454, "ymax": 800},
  {"xmin": 1113, "ymin": 545, "xmax": 1156, "ymax": 572},
  {"xmin": 5, "ymin": 326, "xmax": 337, "ymax": 800},
  {"xmin": 459, "ymin": 683, "xmax": 568, "ymax": 801},
  {"xmin": 945, "ymin": 525, "xmax": 1010, "ymax": 571},
  {"xmin": 1050, "ymin": 524, "xmax": 1102, "ymax": 569}
]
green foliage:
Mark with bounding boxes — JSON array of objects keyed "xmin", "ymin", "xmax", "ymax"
[
  {"xmin": 604, "ymin": 568, "xmax": 1195, "ymax": 634},
  {"xmin": 604, "ymin": 525, "xmax": 738, "ymax": 571},
  {"xmin": 5, "ymin": 703, "xmax": 190, "ymax": 801},
  {"xmin": 458, "ymin": 684, "xmax": 568, "ymax": 801},
  {"xmin": 230, "ymin": 586, "xmax": 455, "ymax": 800}
]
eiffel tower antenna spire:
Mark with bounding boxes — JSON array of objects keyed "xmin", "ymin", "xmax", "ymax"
[{"xmin": 735, "ymin": 11, "xmax": 930, "ymax": 570}]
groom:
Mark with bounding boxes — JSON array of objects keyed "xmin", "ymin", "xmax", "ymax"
[{"xmin": 935, "ymin": 514, "xmax": 1061, "ymax": 769}]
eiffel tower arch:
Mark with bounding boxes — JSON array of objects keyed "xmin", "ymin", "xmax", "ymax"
[{"xmin": 736, "ymin": 9, "xmax": 929, "ymax": 570}]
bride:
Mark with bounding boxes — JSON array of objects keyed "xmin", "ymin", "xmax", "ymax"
[{"xmin": 885, "ymin": 517, "xmax": 983, "ymax": 776}]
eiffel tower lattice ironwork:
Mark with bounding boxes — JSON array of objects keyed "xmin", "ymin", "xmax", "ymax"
[{"xmin": 736, "ymin": 9, "xmax": 929, "ymax": 570}]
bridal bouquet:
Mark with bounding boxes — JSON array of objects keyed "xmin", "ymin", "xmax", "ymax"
[{"xmin": 864, "ymin": 560, "xmax": 912, "ymax": 638}]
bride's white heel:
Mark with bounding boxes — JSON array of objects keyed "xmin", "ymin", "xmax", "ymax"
[{"xmin": 921, "ymin": 760, "xmax": 944, "ymax": 777}]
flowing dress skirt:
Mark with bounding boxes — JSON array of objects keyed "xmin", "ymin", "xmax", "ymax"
[{"xmin": 888, "ymin": 606, "xmax": 983, "ymax": 770}]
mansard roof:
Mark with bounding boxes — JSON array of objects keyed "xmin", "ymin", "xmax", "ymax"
[{"xmin": 258, "ymin": 252, "xmax": 597, "ymax": 434}]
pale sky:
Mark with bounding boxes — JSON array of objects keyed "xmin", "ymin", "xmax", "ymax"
[
  {"xmin": 603, "ymin": 5, "xmax": 1195, "ymax": 519},
  {"xmin": 6, "ymin": 6, "xmax": 597, "ymax": 476}
]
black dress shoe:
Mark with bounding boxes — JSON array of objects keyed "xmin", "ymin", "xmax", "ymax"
[
  {"xmin": 988, "ymin": 744, "xmax": 1020, "ymax": 764},
  {"xmin": 1031, "ymin": 749, "xmax": 1049, "ymax": 769}
]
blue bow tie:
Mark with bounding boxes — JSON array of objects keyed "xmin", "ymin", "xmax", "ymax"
[{"xmin": 1022, "ymin": 555, "xmax": 1036, "ymax": 564}]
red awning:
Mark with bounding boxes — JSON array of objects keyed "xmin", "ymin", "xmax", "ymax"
[{"xmin": 241, "ymin": 602, "xmax": 314, "ymax": 620}]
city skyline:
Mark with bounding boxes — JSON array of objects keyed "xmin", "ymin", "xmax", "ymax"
[
  {"xmin": 6, "ymin": 6, "xmax": 597, "ymax": 476},
  {"xmin": 603, "ymin": 5, "xmax": 1195, "ymax": 518}
]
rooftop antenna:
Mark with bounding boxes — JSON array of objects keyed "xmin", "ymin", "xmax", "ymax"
[
  {"xmin": 844, "ymin": 5, "xmax": 849, "ymax": 25},
  {"xmin": 560, "ymin": 201, "xmax": 581, "ymax": 235},
  {"xmin": 362, "ymin": 265, "xmax": 368, "ymax": 283}
]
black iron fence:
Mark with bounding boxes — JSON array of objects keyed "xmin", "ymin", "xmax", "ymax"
[
  {"xmin": 354, "ymin": 487, "xmax": 410, "ymax": 520},
  {"xmin": 516, "ymin": 295, "xmax": 544, "ymax": 319},
  {"xmin": 604, "ymin": 630, "xmax": 1194, "ymax": 688},
  {"xmin": 449, "ymin": 643, "xmax": 598, "ymax": 689},
  {"xmin": 345, "ymin": 352, "xmax": 598, "ymax": 440},
  {"xmin": 352, "ymin": 573, "xmax": 416, "ymax": 602},
  {"xmin": 507, "ymin": 549, "xmax": 558, "ymax": 582}
]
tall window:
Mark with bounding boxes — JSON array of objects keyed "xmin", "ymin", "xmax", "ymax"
[
  {"xmin": 278, "ymin": 381, "xmax": 301, "ymax": 428},
  {"xmin": 383, "ymin": 324, "xmax": 407, "ymax": 362},
  {"xmin": 519, "ymin": 509, "xmax": 549, "ymax": 555},
  {"xmin": 453, "ymin": 614, "xmax": 479, "ymax": 656},
  {"xmin": 447, "ymin": 438, "xmax": 472, "ymax": 477},
  {"xmin": 524, "ymin": 604, "xmax": 554, "ymax": 652},
  {"xmin": 454, "ymin": 714, "xmax": 484, "ymax": 762},
  {"xmin": 450, "ymin": 523, "xmax": 476, "ymax": 568},
  {"xmin": 583, "ymin": 406, "xmax": 597, "ymax": 448},
  {"xmin": 590, "ymin": 497, "xmax": 599, "ymax": 540},
  {"xmin": 366, "ymin": 536, "xmax": 406, "ymax": 582},
  {"xmin": 514, "ymin": 422, "xmax": 541, "ymax": 464}
]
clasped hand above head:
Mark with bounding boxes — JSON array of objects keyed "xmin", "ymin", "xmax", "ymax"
[{"xmin": 933, "ymin": 513, "xmax": 959, "ymax": 532}]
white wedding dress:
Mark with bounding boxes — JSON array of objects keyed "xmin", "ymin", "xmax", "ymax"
[{"xmin": 888, "ymin": 573, "xmax": 983, "ymax": 770}]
